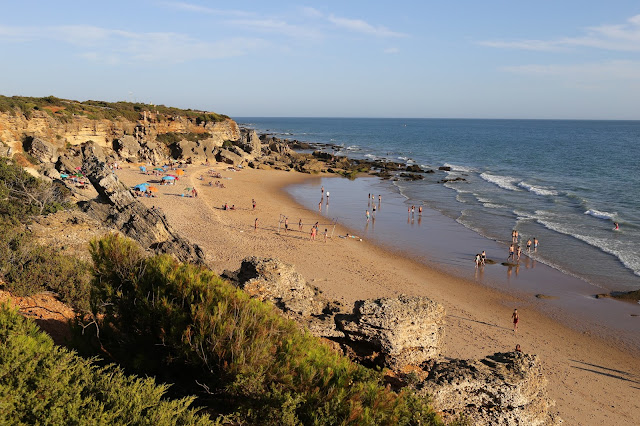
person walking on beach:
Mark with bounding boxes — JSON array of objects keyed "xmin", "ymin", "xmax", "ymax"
[
  {"xmin": 475, "ymin": 254, "xmax": 481, "ymax": 268},
  {"xmin": 517, "ymin": 246, "xmax": 522, "ymax": 261},
  {"xmin": 310, "ymin": 226, "xmax": 317, "ymax": 241},
  {"xmin": 252, "ymin": 198, "xmax": 256, "ymax": 210},
  {"xmin": 366, "ymin": 210, "xmax": 370, "ymax": 221},
  {"xmin": 512, "ymin": 309, "xmax": 519, "ymax": 333},
  {"xmin": 298, "ymin": 218, "xmax": 303, "ymax": 231},
  {"xmin": 526, "ymin": 238, "xmax": 532, "ymax": 252},
  {"xmin": 534, "ymin": 238, "xmax": 539, "ymax": 251},
  {"xmin": 254, "ymin": 217, "xmax": 258, "ymax": 230},
  {"xmin": 481, "ymin": 250, "xmax": 486, "ymax": 265},
  {"xmin": 508, "ymin": 244, "xmax": 515, "ymax": 261},
  {"xmin": 284, "ymin": 217, "xmax": 289, "ymax": 233}
]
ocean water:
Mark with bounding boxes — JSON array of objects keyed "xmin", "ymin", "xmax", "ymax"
[{"xmin": 237, "ymin": 118, "xmax": 640, "ymax": 292}]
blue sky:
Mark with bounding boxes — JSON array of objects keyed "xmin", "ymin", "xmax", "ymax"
[{"xmin": 1, "ymin": 1, "xmax": 639, "ymax": 119}]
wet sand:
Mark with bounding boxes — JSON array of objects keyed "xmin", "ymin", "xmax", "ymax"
[{"xmin": 118, "ymin": 163, "xmax": 640, "ymax": 425}]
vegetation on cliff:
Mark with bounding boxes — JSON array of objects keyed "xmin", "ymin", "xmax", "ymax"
[
  {"xmin": 78, "ymin": 234, "xmax": 442, "ymax": 425},
  {"xmin": 0, "ymin": 95, "xmax": 229, "ymax": 124},
  {"xmin": 0, "ymin": 158, "xmax": 91, "ymax": 310},
  {"xmin": 0, "ymin": 305, "xmax": 213, "ymax": 425}
]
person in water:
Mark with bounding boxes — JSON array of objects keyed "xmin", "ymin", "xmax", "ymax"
[{"xmin": 614, "ymin": 222, "xmax": 619, "ymax": 230}]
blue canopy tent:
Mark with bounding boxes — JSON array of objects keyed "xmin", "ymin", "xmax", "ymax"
[{"xmin": 161, "ymin": 176, "xmax": 175, "ymax": 181}]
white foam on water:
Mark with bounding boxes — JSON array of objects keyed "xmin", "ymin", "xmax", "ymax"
[
  {"xmin": 444, "ymin": 163, "xmax": 474, "ymax": 172},
  {"xmin": 480, "ymin": 173, "xmax": 520, "ymax": 191},
  {"xmin": 584, "ymin": 209, "xmax": 616, "ymax": 221},
  {"xmin": 476, "ymin": 196, "xmax": 507, "ymax": 209},
  {"xmin": 398, "ymin": 156, "xmax": 409, "ymax": 161},
  {"xmin": 535, "ymin": 212, "xmax": 640, "ymax": 277},
  {"xmin": 364, "ymin": 153, "xmax": 376, "ymax": 159},
  {"xmin": 518, "ymin": 181, "xmax": 558, "ymax": 196},
  {"xmin": 346, "ymin": 145, "xmax": 360, "ymax": 151}
]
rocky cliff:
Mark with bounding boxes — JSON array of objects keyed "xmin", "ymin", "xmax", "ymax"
[{"xmin": 0, "ymin": 108, "xmax": 239, "ymax": 163}]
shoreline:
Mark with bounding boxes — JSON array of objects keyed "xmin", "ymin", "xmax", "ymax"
[{"xmin": 117, "ymin": 163, "xmax": 640, "ymax": 425}]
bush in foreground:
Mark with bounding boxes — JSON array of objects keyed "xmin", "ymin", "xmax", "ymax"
[
  {"xmin": 0, "ymin": 304, "xmax": 213, "ymax": 425},
  {"xmin": 85, "ymin": 234, "xmax": 442, "ymax": 425}
]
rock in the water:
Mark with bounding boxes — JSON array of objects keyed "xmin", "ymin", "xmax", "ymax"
[
  {"xmin": 80, "ymin": 154, "xmax": 206, "ymax": 264},
  {"xmin": 420, "ymin": 351, "xmax": 561, "ymax": 425},
  {"xmin": 337, "ymin": 294, "xmax": 445, "ymax": 369}
]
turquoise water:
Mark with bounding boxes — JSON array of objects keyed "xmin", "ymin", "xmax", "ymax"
[{"xmin": 237, "ymin": 118, "xmax": 640, "ymax": 291}]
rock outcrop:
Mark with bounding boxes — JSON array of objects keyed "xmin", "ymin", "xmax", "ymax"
[
  {"xmin": 337, "ymin": 295, "xmax": 445, "ymax": 369},
  {"xmin": 238, "ymin": 129, "xmax": 262, "ymax": 155},
  {"xmin": 79, "ymin": 154, "xmax": 206, "ymax": 264},
  {"xmin": 230, "ymin": 256, "xmax": 327, "ymax": 318},
  {"xmin": 24, "ymin": 137, "xmax": 58, "ymax": 163},
  {"xmin": 419, "ymin": 352, "xmax": 561, "ymax": 425}
]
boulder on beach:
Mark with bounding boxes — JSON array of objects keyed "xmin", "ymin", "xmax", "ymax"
[{"xmin": 337, "ymin": 294, "xmax": 445, "ymax": 369}]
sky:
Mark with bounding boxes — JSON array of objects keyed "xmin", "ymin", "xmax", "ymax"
[{"xmin": 1, "ymin": 1, "xmax": 640, "ymax": 119}]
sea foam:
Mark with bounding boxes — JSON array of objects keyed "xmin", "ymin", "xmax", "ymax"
[
  {"xmin": 584, "ymin": 209, "xmax": 616, "ymax": 221},
  {"xmin": 480, "ymin": 173, "xmax": 520, "ymax": 191},
  {"xmin": 518, "ymin": 181, "xmax": 558, "ymax": 196}
]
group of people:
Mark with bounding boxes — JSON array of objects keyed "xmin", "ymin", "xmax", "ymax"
[
  {"xmin": 474, "ymin": 250, "xmax": 487, "ymax": 268},
  {"xmin": 508, "ymin": 231, "xmax": 538, "ymax": 262}
]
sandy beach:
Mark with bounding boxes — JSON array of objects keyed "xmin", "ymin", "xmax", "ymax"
[{"xmin": 119, "ymin": 163, "xmax": 640, "ymax": 425}]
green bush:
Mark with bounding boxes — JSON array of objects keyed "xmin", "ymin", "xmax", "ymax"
[
  {"xmin": 85, "ymin": 234, "xmax": 442, "ymax": 425},
  {"xmin": 0, "ymin": 304, "xmax": 214, "ymax": 425}
]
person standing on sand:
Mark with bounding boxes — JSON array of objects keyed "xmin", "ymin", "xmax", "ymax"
[
  {"xmin": 252, "ymin": 199, "xmax": 256, "ymax": 210},
  {"xmin": 512, "ymin": 309, "xmax": 519, "ymax": 332},
  {"xmin": 284, "ymin": 217, "xmax": 289, "ymax": 232},
  {"xmin": 324, "ymin": 228, "xmax": 328, "ymax": 242},
  {"xmin": 517, "ymin": 246, "xmax": 522, "ymax": 261},
  {"xmin": 310, "ymin": 226, "xmax": 316, "ymax": 241},
  {"xmin": 481, "ymin": 250, "xmax": 486, "ymax": 265},
  {"xmin": 508, "ymin": 244, "xmax": 515, "ymax": 261},
  {"xmin": 298, "ymin": 218, "xmax": 303, "ymax": 231},
  {"xmin": 254, "ymin": 217, "xmax": 258, "ymax": 230}
]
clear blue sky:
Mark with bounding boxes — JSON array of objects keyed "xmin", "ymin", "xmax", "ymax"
[{"xmin": 1, "ymin": 1, "xmax": 639, "ymax": 119}]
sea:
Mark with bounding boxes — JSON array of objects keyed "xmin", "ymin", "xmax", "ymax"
[{"xmin": 236, "ymin": 118, "xmax": 640, "ymax": 294}]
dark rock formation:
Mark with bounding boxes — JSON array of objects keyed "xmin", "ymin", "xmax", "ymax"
[
  {"xmin": 79, "ymin": 154, "xmax": 206, "ymax": 264},
  {"xmin": 216, "ymin": 148, "xmax": 244, "ymax": 165},
  {"xmin": 419, "ymin": 351, "xmax": 561, "ymax": 425},
  {"xmin": 405, "ymin": 164, "xmax": 423, "ymax": 173},
  {"xmin": 399, "ymin": 173, "xmax": 424, "ymax": 181},
  {"xmin": 337, "ymin": 294, "xmax": 445, "ymax": 370},
  {"xmin": 438, "ymin": 166, "xmax": 452, "ymax": 171}
]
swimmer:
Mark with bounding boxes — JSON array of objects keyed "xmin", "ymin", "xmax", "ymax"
[{"xmin": 614, "ymin": 222, "xmax": 619, "ymax": 231}]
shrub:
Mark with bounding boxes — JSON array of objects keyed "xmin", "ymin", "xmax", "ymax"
[
  {"xmin": 85, "ymin": 234, "xmax": 442, "ymax": 425},
  {"xmin": 0, "ymin": 304, "xmax": 214, "ymax": 425}
]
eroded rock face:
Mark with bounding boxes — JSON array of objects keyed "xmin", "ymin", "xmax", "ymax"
[
  {"xmin": 337, "ymin": 294, "xmax": 445, "ymax": 369},
  {"xmin": 216, "ymin": 148, "xmax": 244, "ymax": 165},
  {"xmin": 80, "ymin": 154, "xmax": 206, "ymax": 264},
  {"xmin": 232, "ymin": 256, "xmax": 326, "ymax": 318},
  {"xmin": 24, "ymin": 137, "xmax": 58, "ymax": 163},
  {"xmin": 420, "ymin": 352, "xmax": 561, "ymax": 426},
  {"xmin": 238, "ymin": 129, "xmax": 262, "ymax": 155}
]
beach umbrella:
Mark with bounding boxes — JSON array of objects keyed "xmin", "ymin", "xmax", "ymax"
[
  {"xmin": 175, "ymin": 169, "xmax": 185, "ymax": 176},
  {"xmin": 60, "ymin": 174, "xmax": 68, "ymax": 179},
  {"xmin": 153, "ymin": 167, "xmax": 164, "ymax": 171},
  {"xmin": 162, "ymin": 175, "xmax": 175, "ymax": 181},
  {"xmin": 75, "ymin": 166, "xmax": 82, "ymax": 171},
  {"xmin": 134, "ymin": 183, "xmax": 149, "ymax": 191},
  {"xmin": 167, "ymin": 174, "xmax": 178, "ymax": 179},
  {"xmin": 139, "ymin": 166, "xmax": 146, "ymax": 171},
  {"xmin": 148, "ymin": 186, "xmax": 158, "ymax": 192}
]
